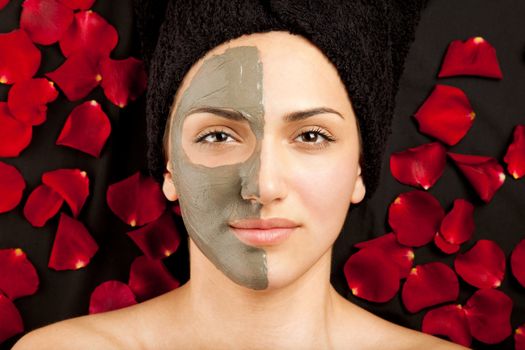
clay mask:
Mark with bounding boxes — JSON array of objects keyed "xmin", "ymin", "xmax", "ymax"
[{"xmin": 168, "ymin": 46, "xmax": 268, "ymax": 290}]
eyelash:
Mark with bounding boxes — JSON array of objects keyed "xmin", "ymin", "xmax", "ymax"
[{"xmin": 194, "ymin": 127, "xmax": 336, "ymax": 149}]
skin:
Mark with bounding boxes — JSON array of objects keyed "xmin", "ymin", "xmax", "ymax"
[{"xmin": 13, "ymin": 31, "xmax": 467, "ymax": 350}]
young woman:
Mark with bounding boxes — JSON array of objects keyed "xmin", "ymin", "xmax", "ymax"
[{"xmin": 15, "ymin": 1, "xmax": 467, "ymax": 349}]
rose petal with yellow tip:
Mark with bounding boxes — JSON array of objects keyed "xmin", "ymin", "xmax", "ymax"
[
  {"xmin": 438, "ymin": 37, "xmax": 503, "ymax": 79},
  {"xmin": 422, "ymin": 304, "xmax": 471, "ymax": 347},
  {"xmin": 100, "ymin": 57, "xmax": 148, "ymax": 108},
  {"xmin": 7, "ymin": 78, "xmax": 58, "ymax": 126},
  {"xmin": 448, "ymin": 152, "xmax": 505, "ymax": 203},
  {"xmin": 390, "ymin": 142, "xmax": 446, "ymax": 190},
  {"xmin": 344, "ymin": 247, "xmax": 400, "ymax": 303},
  {"xmin": 107, "ymin": 172, "xmax": 166, "ymax": 227},
  {"xmin": 388, "ymin": 190, "xmax": 445, "ymax": 247},
  {"xmin": 464, "ymin": 289, "xmax": 512, "ymax": 344},
  {"xmin": 48, "ymin": 213, "xmax": 98, "ymax": 271},
  {"xmin": 414, "ymin": 85, "xmax": 475, "ymax": 146},
  {"xmin": 42, "ymin": 168, "xmax": 90, "ymax": 218},
  {"xmin": 0, "ymin": 248, "xmax": 39, "ymax": 300},
  {"xmin": 0, "ymin": 30, "xmax": 41, "ymax": 85},
  {"xmin": 354, "ymin": 232, "xmax": 414, "ymax": 278},
  {"xmin": 454, "ymin": 239, "xmax": 506, "ymax": 289},
  {"xmin": 127, "ymin": 209, "xmax": 181, "ymax": 260},
  {"xmin": 56, "ymin": 101, "xmax": 111, "ymax": 157},
  {"xmin": 401, "ymin": 262, "xmax": 459, "ymax": 313},
  {"xmin": 46, "ymin": 53, "xmax": 101, "ymax": 101},
  {"xmin": 503, "ymin": 125, "xmax": 525, "ymax": 180}
]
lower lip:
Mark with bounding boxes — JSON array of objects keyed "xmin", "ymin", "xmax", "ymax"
[{"xmin": 230, "ymin": 227, "xmax": 297, "ymax": 246}]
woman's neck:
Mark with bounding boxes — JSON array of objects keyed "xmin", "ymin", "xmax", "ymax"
[{"xmin": 180, "ymin": 239, "xmax": 344, "ymax": 349}]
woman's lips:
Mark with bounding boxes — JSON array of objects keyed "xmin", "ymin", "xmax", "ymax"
[{"xmin": 229, "ymin": 218, "xmax": 299, "ymax": 246}]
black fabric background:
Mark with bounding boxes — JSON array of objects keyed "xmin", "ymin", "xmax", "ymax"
[{"xmin": 0, "ymin": 0, "xmax": 524, "ymax": 349}]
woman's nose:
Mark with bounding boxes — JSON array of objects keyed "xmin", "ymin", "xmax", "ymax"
[{"xmin": 240, "ymin": 139, "xmax": 287, "ymax": 206}]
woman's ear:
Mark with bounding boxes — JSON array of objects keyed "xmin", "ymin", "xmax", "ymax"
[
  {"xmin": 350, "ymin": 164, "xmax": 366, "ymax": 204},
  {"xmin": 162, "ymin": 166, "xmax": 178, "ymax": 202}
]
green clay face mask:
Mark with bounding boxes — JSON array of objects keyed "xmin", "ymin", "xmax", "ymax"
[{"xmin": 168, "ymin": 46, "xmax": 268, "ymax": 290}]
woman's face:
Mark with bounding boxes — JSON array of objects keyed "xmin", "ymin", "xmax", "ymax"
[{"xmin": 163, "ymin": 31, "xmax": 365, "ymax": 290}]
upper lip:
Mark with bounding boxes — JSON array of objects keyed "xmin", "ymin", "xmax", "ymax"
[{"xmin": 229, "ymin": 218, "xmax": 299, "ymax": 229}]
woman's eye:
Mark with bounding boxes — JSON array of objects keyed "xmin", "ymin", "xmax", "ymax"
[
  {"xmin": 195, "ymin": 131, "xmax": 236, "ymax": 144},
  {"xmin": 295, "ymin": 128, "xmax": 336, "ymax": 147}
]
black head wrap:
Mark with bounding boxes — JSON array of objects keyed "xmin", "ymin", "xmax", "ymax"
[{"xmin": 134, "ymin": 0, "xmax": 426, "ymax": 199}]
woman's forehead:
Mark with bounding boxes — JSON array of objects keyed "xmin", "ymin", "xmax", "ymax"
[{"xmin": 172, "ymin": 30, "xmax": 353, "ymax": 120}]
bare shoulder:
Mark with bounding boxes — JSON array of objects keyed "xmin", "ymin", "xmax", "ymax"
[
  {"xmin": 12, "ymin": 314, "xmax": 126, "ymax": 350},
  {"xmin": 332, "ymin": 296, "xmax": 469, "ymax": 350},
  {"xmin": 12, "ymin": 297, "xmax": 154, "ymax": 350},
  {"xmin": 13, "ymin": 286, "xmax": 190, "ymax": 350}
]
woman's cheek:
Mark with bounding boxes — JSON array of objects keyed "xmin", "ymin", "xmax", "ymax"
[{"xmin": 298, "ymin": 157, "xmax": 356, "ymax": 234}]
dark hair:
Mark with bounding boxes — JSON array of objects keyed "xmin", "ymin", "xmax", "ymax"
[{"xmin": 134, "ymin": 0, "xmax": 425, "ymax": 199}]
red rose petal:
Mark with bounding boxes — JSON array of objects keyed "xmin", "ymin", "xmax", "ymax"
[
  {"xmin": 390, "ymin": 142, "xmax": 446, "ymax": 190},
  {"xmin": 344, "ymin": 247, "xmax": 400, "ymax": 303},
  {"xmin": 0, "ymin": 29, "xmax": 41, "ymax": 85},
  {"xmin": 464, "ymin": 288, "xmax": 513, "ymax": 344},
  {"xmin": 56, "ymin": 100, "xmax": 111, "ymax": 157},
  {"xmin": 448, "ymin": 152, "xmax": 506, "ymax": 203},
  {"xmin": 89, "ymin": 280, "xmax": 137, "ymax": 315},
  {"xmin": 414, "ymin": 85, "xmax": 475, "ymax": 146},
  {"xmin": 0, "ymin": 0, "xmax": 10, "ymax": 10},
  {"xmin": 100, "ymin": 57, "xmax": 148, "ymax": 108},
  {"xmin": 23, "ymin": 184, "xmax": 63, "ymax": 227},
  {"xmin": 59, "ymin": 10, "xmax": 118, "ymax": 60},
  {"xmin": 46, "ymin": 53, "xmax": 101, "ymax": 101},
  {"xmin": 438, "ymin": 37, "xmax": 503, "ymax": 79},
  {"xmin": 128, "ymin": 256, "xmax": 179, "ymax": 301},
  {"xmin": 422, "ymin": 304, "xmax": 471, "ymax": 347},
  {"xmin": 354, "ymin": 232, "xmax": 414, "ymax": 278},
  {"xmin": 503, "ymin": 125, "xmax": 525, "ymax": 179},
  {"xmin": 510, "ymin": 238, "xmax": 525, "ymax": 288},
  {"xmin": 454, "ymin": 239, "xmax": 505, "ymax": 288},
  {"xmin": 42, "ymin": 168, "xmax": 89, "ymax": 217},
  {"xmin": 0, "ymin": 102, "xmax": 32, "ymax": 158},
  {"xmin": 434, "ymin": 233, "xmax": 460, "ymax": 255},
  {"xmin": 20, "ymin": 0, "xmax": 74, "ymax": 45},
  {"xmin": 439, "ymin": 199, "xmax": 475, "ymax": 245},
  {"xmin": 388, "ymin": 190, "xmax": 445, "ymax": 247},
  {"xmin": 0, "ymin": 293, "xmax": 24, "ymax": 344},
  {"xmin": 127, "ymin": 210, "xmax": 181, "ymax": 260},
  {"xmin": 516, "ymin": 324, "xmax": 525, "ymax": 350},
  {"xmin": 7, "ymin": 78, "xmax": 58, "ymax": 126},
  {"xmin": 0, "ymin": 248, "xmax": 39, "ymax": 300},
  {"xmin": 57, "ymin": 0, "xmax": 95, "ymax": 10},
  {"xmin": 0, "ymin": 162, "xmax": 25, "ymax": 214},
  {"xmin": 48, "ymin": 213, "xmax": 98, "ymax": 270},
  {"xmin": 107, "ymin": 172, "xmax": 166, "ymax": 227},
  {"xmin": 401, "ymin": 262, "xmax": 459, "ymax": 313}
]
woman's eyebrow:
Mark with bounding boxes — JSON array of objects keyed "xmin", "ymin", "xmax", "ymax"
[
  {"xmin": 186, "ymin": 107, "xmax": 246, "ymax": 121},
  {"xmin": 283, "ymin": 107, "xmax": 344, "ymax": 122}
]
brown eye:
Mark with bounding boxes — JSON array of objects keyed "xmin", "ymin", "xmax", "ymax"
[
  {"xmin": 195, "ymin": 130, "xmax": 237, "ymax": 144},
  {"xmin": 294, "ymin": 127, "xmax": 336, "ymax": 149}
]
